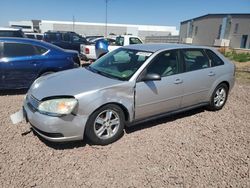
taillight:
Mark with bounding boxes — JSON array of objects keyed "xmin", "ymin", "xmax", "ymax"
[{"xmin": 85, "ymin": 48, "xmax": 90, "ymax": 54}]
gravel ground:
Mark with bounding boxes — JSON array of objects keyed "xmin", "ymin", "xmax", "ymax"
[{"xmin": 0, "ymin": 82, "xmax": 249, "ymax": 188}]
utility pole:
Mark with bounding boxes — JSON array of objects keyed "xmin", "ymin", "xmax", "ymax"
[
  {"xmin": 105, "ymin": 0, "xmax": 108, "ymax": 37},
  {"xmin": 73, "ymin": 16, "xmax": 75, "ymax": 32}
]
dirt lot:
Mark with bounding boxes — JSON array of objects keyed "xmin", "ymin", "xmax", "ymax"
[{"xmin": 0, "ymin": 82, "xmax": 249, "ymax": 188}]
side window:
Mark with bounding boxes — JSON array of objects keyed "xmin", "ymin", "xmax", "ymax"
[
  {"xmin": 62, "ymin": 33, "xmax": 70, "ymax": 42},
  {"xmin": 26, "ymin": 34, "xmax": 35, "ymax": 39},
  {"xmin": 3, "ymin": 43, "xmax": 46, "ymax": 57},
  {"xmin": 72, "ymin": 34, "xmax": 81, "ymax": 42},
  {"xmin": 182, "ymin": 49, "xmax": 210, "ymax": 72},
  {"xmin": 205, "ymin": 49, "xmax": 224, "ymax": 66},
  {"xmin": 46, "ymin": 33, "xmax": 58, "ymax": 41},
  {"xmin": 115, "ymin": 37, "xmax": 124, "ymax": 46},
  {"xmin": 107, "ymin": 38, "xmax": 116, "ymax": 45},
  {"xmin": 129, "ymin": 37, "xmax": 142, "ymax": 45},
  {"xmin": 36, "ymin": 35, "xmax": 43, "ymax": 40},
  {"xmin": 147, "ymin": 50, "xmax": 179, "ymax": 77},
  {"xmin": 35, "ymin": 46, "xmax": 48, "ymax": 55}
]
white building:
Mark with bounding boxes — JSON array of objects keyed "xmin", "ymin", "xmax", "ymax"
[{"xmin": 9, "ymin": 20, "xmax": 179, "ymax": 39}]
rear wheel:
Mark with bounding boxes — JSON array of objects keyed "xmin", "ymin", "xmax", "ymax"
[
  {"xmin": 208, "ymin": 83, "xmax": 228, "ymax": 111},
  {"xmin": 85, "ymin": 104, "xmax": 125, "ymax": 145}
]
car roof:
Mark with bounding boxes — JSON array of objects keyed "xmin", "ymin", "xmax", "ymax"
[
  {"xmin": 0, "ymin": 27, "xmax": 21, "ymax": 31},
  {"xmin": 45, "ymin": 31, "xmax": 76, "ymax": 34},
  {"xmin": 25, "ymin": 32, "xmax": 43, "ymax": 35},
  {"xmin": 123, "ymin": 43, "xmax": 213, "ymax": 52}
]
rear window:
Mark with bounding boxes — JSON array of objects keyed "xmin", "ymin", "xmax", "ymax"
[
  {"xmin": 205, "ymin": 49, "xmax": 224, "ymax": 66},
  {"xmin": 3, "ymin": 42, "xmax": 48, "ymax": 58}
]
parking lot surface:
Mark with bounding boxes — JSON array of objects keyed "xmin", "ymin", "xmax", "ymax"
[{"xmin": 0, "ymin": 82, "xmax": 249, "ymax": 187}]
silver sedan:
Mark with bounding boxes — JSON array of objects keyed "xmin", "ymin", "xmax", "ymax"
[{"xmin": 22, "ymin": 44, "xmax": 235, "ymax": 145}]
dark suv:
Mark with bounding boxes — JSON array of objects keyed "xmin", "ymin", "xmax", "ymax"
[
  {"xmin": 0, "ymin": 28, "xmax": 26, "ymax": 37},
  {"xmin": 43, "ymin": 31, "xmax": 88, "ymax": 53}
]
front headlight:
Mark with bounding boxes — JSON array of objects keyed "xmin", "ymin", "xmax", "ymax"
[{"xmin": 38, "ymin": 98, "xmax": 78, "ymax": 116}]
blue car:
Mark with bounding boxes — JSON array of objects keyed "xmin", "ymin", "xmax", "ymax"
[{"xmin": 0, "ymin": 37, "xmax": 80, "ymax": 89}]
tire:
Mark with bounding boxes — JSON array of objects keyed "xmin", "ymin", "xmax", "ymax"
[
  {"xmin": 207, "ymin": 83, "xmax": 229, "ymax": 111},
  {"xmin": 85, "ymin": 104, "xmax": 125, "ymax": 145}
]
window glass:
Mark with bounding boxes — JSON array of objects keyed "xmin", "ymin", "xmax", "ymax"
[
  {"xmin": 89, "ymin": 48, "xmax": 152, "ymax": 80},
  {"xmin": 234, "ymin": 23, "xmax": 239, "ymax": 34},
  {"xmin": 217, "ymin": 25, "xmax": 222, "ymax": 39},
  {"xmin": 205, "ymin": 49, "xmax": 224, "ymax": 66},
  {"xmin": 26, "ymin": 34, "xmax": 35, "ymax": 39},
  {"xmin": 0, "ymin": 31, "xmax": 23, "ymax": 37},
  {"xmin": 36, "ymin": 35, "xmax": 43, "ymax": 40},
  {"xmin": 115, "ymin": 37, "xmax": 124, "ymax": 46},
  {"xmin": 182, "ymin": 49, "xmax": 209, "ymax": 72},
  {"xmin": 35, "ymin": 46, "xmax": 48, "ymax": 55},
  {"xmin": 129, "ymin": 37, "xmax": 142, "ymax": 45},
  {"xmin": 72, "ymin": 34, "xmax": 86, "ymax": 43},
  {"xmin": 62, "ymin": 33, "xmax": 71, "ymax": 42},
  {"xmin": 194, "ymin": 26, "xmax": 198, "ymax": 36},
  {"xmin": 107, "ymin": 38, "xmax": 116, "ymax": 45},
  {"xmin": 147, "ymin": 50, "xmax": 179, "ymax": 77},
  {"xmin": 3, "ymin": 42, "xmax": 47, "ymax": 57},
  {"xmin": 45, "ymin": 33, "xmax": 58, "ymax": 41}
]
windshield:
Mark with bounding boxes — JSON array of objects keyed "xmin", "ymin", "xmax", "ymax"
[{"xmin": 88, "ymin": 48, "xmax": 152, "ymax": 81}]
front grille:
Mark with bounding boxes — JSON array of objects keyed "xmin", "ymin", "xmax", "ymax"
[{"xmin": 27, "ymin": 95, "xmax": 40, "ymax": 112}]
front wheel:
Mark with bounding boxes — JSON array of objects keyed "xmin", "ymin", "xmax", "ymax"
[
  {"xmin": 208, "ymin": 83, "xmax": 229, "ymax": 111},
  {"xmin": 85, "ymin": 104, "xmax": 125, "ymax": 145}
]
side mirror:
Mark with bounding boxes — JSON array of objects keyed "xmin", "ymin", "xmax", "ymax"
[{"xmin": 141, "ymin": 73, "xmax": 161, "ymax": 81}]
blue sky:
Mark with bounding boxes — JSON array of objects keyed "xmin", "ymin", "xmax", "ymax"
[{"xmin": 0, "ymin": 0, "xmax": 249, "ymax": 29}]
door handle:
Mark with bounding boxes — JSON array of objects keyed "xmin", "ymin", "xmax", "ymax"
[
  {"xmin": 208, "ymin": 71, "xmax": 215, "ymax": 76},
  {"xmin": 174, "ymin": 78, "xmax": 183, "ymax": 84}
]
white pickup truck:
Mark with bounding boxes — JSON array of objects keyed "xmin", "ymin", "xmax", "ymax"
[{"xmin": 80, "ymin": 35, "xmax": 143, "ymax": 61}]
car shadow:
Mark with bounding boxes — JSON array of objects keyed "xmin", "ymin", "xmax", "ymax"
[
  {"xmin": 0, "ymin": 89, "xmax": 28, "ymax": 96},
  {"xmin": 27, "ymin": 107, "xmax": 205, "ymax": 150},
  {"xmin": 125, "ymin": 107, "xmax": 205, "ymax": 134}
]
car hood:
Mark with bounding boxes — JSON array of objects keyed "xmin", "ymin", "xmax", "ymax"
[{"xmin": 28, "ymin": 68, "xmax": 124, "ymax": 100}]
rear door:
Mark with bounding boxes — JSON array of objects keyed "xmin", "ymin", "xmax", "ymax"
[
  {"xmin": 179, "ymin": 49, "xmax": 216, "ymax": 107},
  {"xmin": 2, "ymin": 42, "xmax": 47, "ymax": 89}
]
